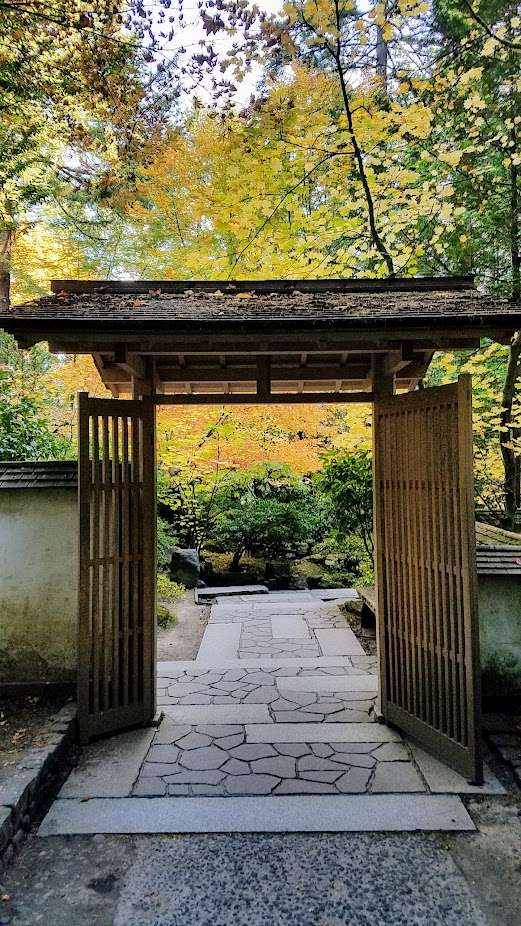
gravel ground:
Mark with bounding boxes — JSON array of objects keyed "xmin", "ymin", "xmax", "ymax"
[
  {"xmin": 157, "ymin": 593, "xmax": 209, "ymax": 662},
  {"xmin": 113, "ymin": 833, "xmax": 487, "ymax": 926},
  {"xmin": 4, "ymin": 792, "xmax": 521, "ymax": 926}
]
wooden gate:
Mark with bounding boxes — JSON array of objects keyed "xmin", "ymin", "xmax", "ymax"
[
  {"xmin": 77, "ymin": 394, "xmax": 156, "ymax": 744},
  {"xmin": 374, "ymin": 375, "xmax": 482, "ymax": 782}
]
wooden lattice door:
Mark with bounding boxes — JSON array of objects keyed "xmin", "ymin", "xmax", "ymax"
[
  {"xmin": 77, "ymin": 394, "xmax": 156, "ymax": 744},
  {"xmin": 374, "ymin": 375, "xmax": 483, "ymax": 782}
]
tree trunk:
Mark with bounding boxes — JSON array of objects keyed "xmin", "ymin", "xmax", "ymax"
[
  {"xmin": 499, "ymin": 135, "xmax": 521, "ymax": 530},
  {"xmin": 231, "ymin": 549, "xmax": 243, "ymax": 571},
  {"xmin": 0, "ymin": 228, "xmax": 12, "ymax": 311},
  {"xmin": 500, "ymin": 331, "xmax": 521, "ymax": 529},
  {"xmin": 376, "ymin": 24, "xmax": 388, "ymax": 95}
]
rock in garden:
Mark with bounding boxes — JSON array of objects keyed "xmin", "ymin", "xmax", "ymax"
[{"xmin": 169, "ymin": 549, "xmax": 200, "ymax": 588}]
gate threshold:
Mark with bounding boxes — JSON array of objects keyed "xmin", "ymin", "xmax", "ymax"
[{"xmin": 39, "ymin": 794, "xmax": 475, "ymax": 835}]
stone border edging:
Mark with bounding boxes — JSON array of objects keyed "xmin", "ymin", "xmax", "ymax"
[{"xmin": 0, "ymin": 703, "xmax": 77, "ymax": 872}]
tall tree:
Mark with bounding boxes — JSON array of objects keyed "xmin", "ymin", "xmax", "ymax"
[
  {"xmin": 423, "ymin": 0, "xmax": 521, "ymax": 525},
  {"xmin": 0, "ymin": 0, "xmax": 178, "ymax": 306}
]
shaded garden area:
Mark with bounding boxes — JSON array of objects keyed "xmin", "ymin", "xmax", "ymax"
[{"xmin": 157, "ymin": 454, "xmax": 374, "ymax": 593}]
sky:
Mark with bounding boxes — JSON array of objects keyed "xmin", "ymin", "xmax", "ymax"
[{"xmin": 152, "ymin": 0, "xmax": 285, "ymax": 106}]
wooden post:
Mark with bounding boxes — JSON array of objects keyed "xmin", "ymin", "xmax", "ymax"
[
  {"xmin": 372, "ymin": 355, "xmax": 395, "ymax": 721},
  {"xmin": 133, "ymin": 358, "xmax": 157, "ymax": 722},
  {"xmin": 132, "ymin": 358, "xmax": 156, "ymax": 399},
  {"xmin": 372, "ymin": 354, "xmax": 396, "ymax": 400},
  {"xmin": 141, "ymin": 395, "xmax": 157, "ymax": 723},
  {"xmin": 77, "ymin": 392, "xmax": 91, "ymax": 744},
  {"xmin": 257, "ymin": 356, "xmax": 271, "ymax": 397}
]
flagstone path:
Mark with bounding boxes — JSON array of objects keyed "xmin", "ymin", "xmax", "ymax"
[{"xmin": 39, "ymin": 590, "xmax": 504, "ymax": 836}]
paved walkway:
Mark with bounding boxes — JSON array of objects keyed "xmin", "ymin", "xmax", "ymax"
[{"xmin": 39, "ymin": 590, "xmax": 503, "ymax": 836}]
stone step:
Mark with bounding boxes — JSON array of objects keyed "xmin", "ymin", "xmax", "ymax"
[
  {"xmin": 196, "ymin": 585, "xmax": 268, "ymax": 603},
  {"xmin": 38, "ymin": 794, "xmax": 475, "ymax": 835},
  {"xmin": 309, "ymin": 589, "xmax": 359, "ymax": 600},
  {"xmin": 410, "ymin": 746, "xmax": 506, "ymax": 796},
  {"xmin": 245, "ymin": 723, "xmax": 400, "ymax": 744},
  {"xmin": 271, "ymin": 615, "xmax": 311, "ymax": 639}
]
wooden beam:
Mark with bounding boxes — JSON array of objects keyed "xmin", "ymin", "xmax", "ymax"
[
  {"xmin": 97, "ymin": 363, "xmax": 132, "ymax": 384},
  {"xmin": 155, "ymin": 363, "xmax": 371, "ymax": 383},
  {"xmin": 45, "ymin": 334, "xmax": 484, "ymax": 354},
  {"xmin": 114, "ymin": 349, "xmax": 146, "ymax": 381},
  {"xmin": 51, "ymin": 276, "xmax": 476, "ymax": 295},
  {"xmin": 154, "ymin": 392, "xmax": 374, "ymax": 406},
  {"xmin": 381, "ymin": 344, "xmax": 415, "ymax": 377}
]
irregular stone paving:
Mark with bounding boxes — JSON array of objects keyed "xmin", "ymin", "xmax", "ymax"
[
  {"xmin": 132, "ymin": 722, "xmax": 426, "ymax": 797},
  {"xmin": 42, "ymin": 589, "xmax": 503, "ymax": 836},
  {"xmin": 131, "ymin": 591, "xmax": 431, "ymax": 798},
  {"xmin": 157, "ymin": 660, "xmax": 378, "ymax": 723},
  {"xmin": 208, "ymin": 597, "xmax": 358, "ymax": 660}
]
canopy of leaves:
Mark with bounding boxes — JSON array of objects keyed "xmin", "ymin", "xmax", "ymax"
[
  {"xmin": 3, "ymin": 0, "xmax": 521, "ymax": 528},
  {"xmin": 210, "ymin": 462, "xmax": 327, "ymax": 565},
  {"xmin": 317, "ymin": 449, "xmax": 374, "ymax": 556}
]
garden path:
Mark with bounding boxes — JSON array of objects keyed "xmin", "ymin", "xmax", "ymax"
[{"xmin": 39, "ymin": 590, "xmax": 504, "ymax": 836}]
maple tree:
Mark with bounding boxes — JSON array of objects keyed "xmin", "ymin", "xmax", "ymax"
[
  {"xmin": 0, "ymin": 0, "xmax": 179, "ymax": 304},
  {"xmin": 416, "ymin": 0, "xmax": 521, "ymax": 525},
  {"xmin": 3, "ymin": 0, "xmax": 521, "ymax": 529}
]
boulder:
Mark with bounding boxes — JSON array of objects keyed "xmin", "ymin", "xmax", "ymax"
[
  {"xmin": 169, "ymin": 548, "xmax": 200, "ymax": 589},
  {"xmin": 158, "ymin": 546, "xmax": 177, "ymax": 574}
]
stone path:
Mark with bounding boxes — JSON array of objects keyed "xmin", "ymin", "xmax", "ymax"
[{"xmin": 40, "ymin": 590, "xmax": 504, "ymax": 836}]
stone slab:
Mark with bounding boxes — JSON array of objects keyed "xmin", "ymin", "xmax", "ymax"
[
  {"xmin": 271, "ymin": 615, "xmax": 311, "ymax": 639},
  {"xmin": 410, "ymin": 746, "xmax": 507, "ymax": 795},
  {"xmin": 163, "ymin": 705, "xmax": 272, "ymax": 725},
  {"xmin": 315, "ymin": 628, "xmax": 365, "ymax": 656},
  {"xmin": 38, "ymin": 794, "xmax": 475, "ymax": 835},
  {"xmin": 276, "ymin": 675, "xmax": 378, "ymax": 693},
  {"xmin": 245, "ymin": 723, "xmax": 401, "ymax": 743},
  {"xmin": 59, "ymin": 728, "xmax": 155, "ymax": 799},
  {"xmin": 196, "ymin": 586, "xmax": 268, "ymax": 603},
  {"xmin": 196, "ymin": 624, "xmax": 242, "ymax": 662}
]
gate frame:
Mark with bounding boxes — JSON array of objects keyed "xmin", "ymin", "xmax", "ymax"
[{"xmin": 77, "ymin": 370, "xmax": 482, "ymax": 778}]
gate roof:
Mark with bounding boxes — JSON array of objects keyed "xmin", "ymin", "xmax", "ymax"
[{"xmin": 2, "ymin": 277, "xmax": 518, "ymax": 400}]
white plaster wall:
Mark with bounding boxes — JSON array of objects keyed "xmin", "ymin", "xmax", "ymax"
[
  {"xmin": 478, "ymin": 575, "xmax": 521, "ymax": 692},
  {"xmin": 0, "ymin": 489, "xmax": 78, "ymax": 682}
]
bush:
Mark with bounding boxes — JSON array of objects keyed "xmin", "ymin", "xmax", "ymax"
[
  {"xmin": 156, "ymin": 576, "xmax": 184, "ymax": 629},
  {"xmin": 308, "ymin": 534, "xmax": 374, "ymax": 587},
  {"xmin": 211, "ymin": 463, "xmax": 326, "ymax": 568},
  {"xmin": 157, "ymin": 574, "xmax": 185, "ymax": 602},
  {"xmin": 157, "ymin": 603, "xmax": 176, "ymax": 629},
  {"xmin": 157, "ymin": 516, "xmax": 178, "ymax": 569},
  {"xmin": 316, "ymin": 449, "xmax": 373, "ymax": 558}
]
